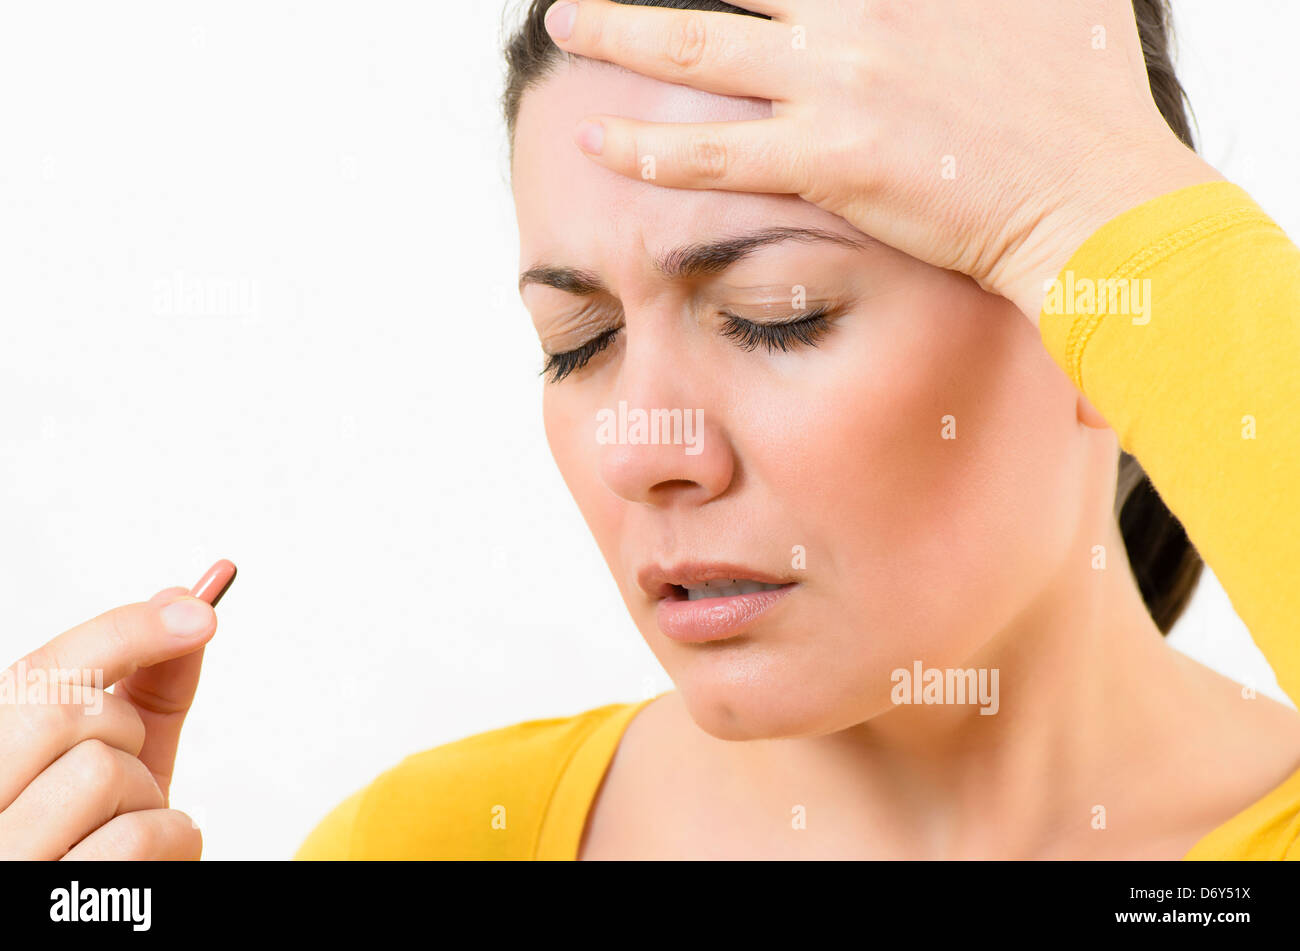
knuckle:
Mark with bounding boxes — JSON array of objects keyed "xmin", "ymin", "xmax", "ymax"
[
  {"xmin": 667, "ymin": 12, "xmax": 710, "ymax": 71},
  {"xmin": 90, "ymin": 691, "xmax": 147, "ymax": 756},
  {"xmin": 69, "ymin": 737, "xmax": 121, "ymax": 791},
  {"xmin": 687, "ymin": 131, "xmax": 728, "ymax": 180}
]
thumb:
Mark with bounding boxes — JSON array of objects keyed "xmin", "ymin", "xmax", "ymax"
[
  {"xmin": 114, "ymin": 595, "xmax": 211, "ymax": 805},
  {"xmin": 114, "ymin": 561, "xmax": 236, "ymax": 803}
]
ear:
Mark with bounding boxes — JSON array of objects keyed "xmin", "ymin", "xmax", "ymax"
[{"xmin": 1078, "ymin": 393, "xmax": 1110, "ymax": 430}]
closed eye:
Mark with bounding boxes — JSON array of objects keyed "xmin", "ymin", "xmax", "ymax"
[
  {"xmin": 541, "ymin": 326, "xmax": 621, "ymax": 383},
  {"xmin": 540, "ymin": 305, "xmax": 835, "ymax": 383},
  {"xmin": 719, "ymin": 305, "xmax": 833, "ymax": 353}
]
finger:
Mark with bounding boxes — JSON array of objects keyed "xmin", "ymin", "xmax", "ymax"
[
  {"xmin": 8, "ymin": 596, "xmax": 216, "ymax": 696},
  {"xmin": 546, "ymin": 0, "xmax": 798, "ymax": 100},
  {"xmin": 573, "ymin": 114, "xmax": 806, "ymax": 195},
  {"xmin": 0, "ymin": 739, "xmax": 165, "ymax": 860},
  {"xmin": 116, "ymin": 560, "xmax": 235, "ymax": 802},
  {"xmin": 62, "ymin": 808, "xmax": 202, "ymax": 861},
  {"xmin": 148, "ymin": 586, "xmax": 191, "ymax": 605},
  {"xmin": 0, "ymin": 688, "xmax": 146, "ymax": 812},
  {"xmin": 113, "ymin": 646, "xmax": 207, "ymax": 804}
]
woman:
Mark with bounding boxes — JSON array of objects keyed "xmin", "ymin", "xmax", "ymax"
[
  {"xmin": 292, "ymin": 0, "xmax": 1300, "ymax": 859},
  {"xmin": 2, "ymin": 0, "xmax": 1296, "ymax": 860}
]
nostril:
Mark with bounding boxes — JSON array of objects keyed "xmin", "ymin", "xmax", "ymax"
[{"xmin": 652, "ymin": 479, "xmax": 700, "ymax": 493}]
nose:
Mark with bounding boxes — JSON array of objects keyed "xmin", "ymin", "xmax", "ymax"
[{"xmin": 596, "ymin": 329, "xmax": 734, "ymax": 508}]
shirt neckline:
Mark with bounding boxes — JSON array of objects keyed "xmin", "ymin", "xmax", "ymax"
[
  {"xmin": 534, "ymin": 692, "xmax": 1300, "ymax": 859},
  {"xmin": 535, "ymin": 693, "xmax": 662, "ymax": 860}
]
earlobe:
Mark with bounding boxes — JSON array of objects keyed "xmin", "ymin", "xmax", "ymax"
[{"xmin": 1078, "ymin": 393, "xmax": 1110, "ymax": 430}]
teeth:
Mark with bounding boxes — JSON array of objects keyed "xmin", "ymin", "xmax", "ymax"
[{"xmin": 683, "ymin": 579, "xmax": 784, "ymax": 601}]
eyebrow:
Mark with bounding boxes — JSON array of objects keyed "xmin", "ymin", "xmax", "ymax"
[{"xmin": 517, "ymin": 226, "xmax": 873, "ymax": 296}]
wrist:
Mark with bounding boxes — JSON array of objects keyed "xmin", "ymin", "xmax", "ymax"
[{"xmin": 993, "ymin": 133, "xmax": 1223, "ymax": 324}]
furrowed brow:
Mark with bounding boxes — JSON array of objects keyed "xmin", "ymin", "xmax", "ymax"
[
  {"xmin": 655, "ymin": 227, "xmax": 872, "ymax": 280},
  {"xmin": 518, "ymin": 227, "xmax": 872, "ymax": 295}
]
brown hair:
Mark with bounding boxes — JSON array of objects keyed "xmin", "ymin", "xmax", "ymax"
[{"xmin": 502, "ymin": 0, "xmax": 1203, "ymax": 633}]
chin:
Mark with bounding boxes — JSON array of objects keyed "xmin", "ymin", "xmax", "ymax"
[{"xmin": 669, "ymin": 650, "xmax": 896, "ymax": 742}]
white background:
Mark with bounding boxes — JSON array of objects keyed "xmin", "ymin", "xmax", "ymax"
[{"xmin": 1, "ymin": 1, "xmax": 1297, "ymax": 860}]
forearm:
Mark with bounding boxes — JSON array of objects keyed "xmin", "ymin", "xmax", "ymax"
[{"xmin": 1037, "ymin": 179, "xmax": 1300, "ymax": 703}]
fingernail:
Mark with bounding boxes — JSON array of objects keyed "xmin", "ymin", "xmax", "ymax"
[
  {"xmin": 546, "ymin": 1, "xmax": 577, "ymax": 41},
  {"xmin": 575, "ymin": 119, "xmax": 604, "ymax": 155},
  {"xmin": 161, "ymin": 597, "xmax": 215, "ymax": 638}
]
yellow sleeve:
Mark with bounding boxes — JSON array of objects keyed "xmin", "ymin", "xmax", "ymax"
[
  {"xmin": 291, "ymin": 702, "xmax": 640, "ymax": 860},
  {"xmin": 1038, "ymin": 181, "xmax": 1300, "ymax": 706}
]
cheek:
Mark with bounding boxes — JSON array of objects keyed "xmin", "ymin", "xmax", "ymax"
[
  {"xmin": 743, "ymin": 278, "xmax": 1086, "ymax": 660},
  {"xmin": 542, "ymin": 387, "xmax": 628, "ymax": 567}
]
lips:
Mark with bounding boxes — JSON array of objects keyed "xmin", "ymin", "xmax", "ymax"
[
  {"xmin": 680, "ymin": 579, "xmax": 787, "ymax": 601},
  {"xmin": 638, "ymin": 561, "xmax": 798, "ymax": 642},
  {"xmin": 637, "ymin": 562, "xmax": 794, "ymax": 600}
]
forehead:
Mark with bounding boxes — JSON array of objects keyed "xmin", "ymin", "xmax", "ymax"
[{"xmin": 511, "ymin": 59, "xmax": 861, "ymax": 287}]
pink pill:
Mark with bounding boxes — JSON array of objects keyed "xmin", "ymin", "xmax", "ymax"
[{"xmin": 189, "ymin": 559, "xmax": 238, "ymax": 607}]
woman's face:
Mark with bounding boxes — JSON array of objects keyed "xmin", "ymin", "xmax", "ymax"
[{"xmin": 513, "ymin": 60, "xmax": 1104, "ymax": 740}]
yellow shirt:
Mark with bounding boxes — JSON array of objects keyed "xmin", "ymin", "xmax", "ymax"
[{"xmin": 296, "ymin": 181, "xmax": 1300, "ymax": 860}]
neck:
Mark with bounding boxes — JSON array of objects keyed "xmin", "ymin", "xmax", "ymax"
[{"xmin": 726, "ymin": 514, "xmax": 1195, "ymax": 858}]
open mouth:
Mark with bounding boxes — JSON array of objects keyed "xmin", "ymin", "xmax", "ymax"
[
  {"xmin": 670, "ymin": 579, "xmax": 791, "ymax": 601},
  {"xmin": 655, "ymin": 576, "xmax": 799, "ymax": 642}
]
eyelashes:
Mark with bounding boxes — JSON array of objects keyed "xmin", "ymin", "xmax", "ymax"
[
  {"xmin": 718, "ymin": 305, "xmax": 832, "ymax": 353},
  {"xmin": 541, "ymin": 326, "xmax": 621, "ymax": 383},
  {"xmin": 540, "ymin": 305, "xmax": 834, "ymax": 383}
]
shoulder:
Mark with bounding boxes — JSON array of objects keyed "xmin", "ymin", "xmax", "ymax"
[
  {"xmin": 1184, "ymin": 760, "xmax": 1300, "ymax": 860},
  {"xmin": 294, "ymin": 700, "xmax": 645, "ymax": 860}
]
